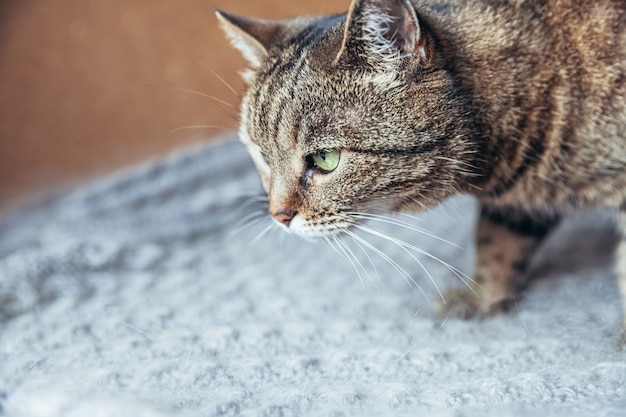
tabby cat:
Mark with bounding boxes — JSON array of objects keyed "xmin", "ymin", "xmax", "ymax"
[{"xmin": 217, "ymin": 0, "xmax": 626, "ymax": 342}]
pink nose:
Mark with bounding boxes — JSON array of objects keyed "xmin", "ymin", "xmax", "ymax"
[{"xmin": 272, "ymin": 210, "xmax": 296, "ymax": 226}]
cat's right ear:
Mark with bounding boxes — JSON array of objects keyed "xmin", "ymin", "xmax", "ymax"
[
  {"xmin": 334, "ymin": 0, "xmax": 428, "ymax": 70},
  {"xmin": 216, "ymin": 10, "xmax": 281, "ymax": 68}
]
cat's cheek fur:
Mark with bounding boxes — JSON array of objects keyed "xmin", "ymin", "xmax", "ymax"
[
  {"xmin": 257, "ymin": 168, "xmax": 271, "ymax": 195},
  {"xmin": 244, "ymin": 149, "xmax": 272, "ymax": 193}
]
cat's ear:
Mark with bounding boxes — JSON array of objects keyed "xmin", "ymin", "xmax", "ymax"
[
  {"xmin": 216, "ymin": 10, "xmax": 281, "ymax": 68},
  {"xmin": 335, "ymin": 0, "xmax": 428, "ymax": 70}
]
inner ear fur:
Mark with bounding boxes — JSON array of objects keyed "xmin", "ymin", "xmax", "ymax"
[{"xmin": 334, "ymin": 0, "xmax": 428, "ymax": 69}]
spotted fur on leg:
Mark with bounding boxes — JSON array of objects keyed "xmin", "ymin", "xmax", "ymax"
[{"xmin": 439, "ymin": 205, "xmax": 561, "ymax": 319}]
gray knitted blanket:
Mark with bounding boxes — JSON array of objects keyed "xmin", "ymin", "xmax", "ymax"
[{"xmin": 1, "ymin": 137, "xmax": 625, "ymax": 417}]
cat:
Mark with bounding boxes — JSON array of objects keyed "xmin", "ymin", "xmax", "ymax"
[{"xmin": 217, "ymin": 0, "xmax": 626, "ymax": 342}]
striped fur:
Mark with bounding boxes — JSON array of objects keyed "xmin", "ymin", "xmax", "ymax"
[{"xmin": 218, "ymin": 0, "xmax": 626, "ymax": 343}]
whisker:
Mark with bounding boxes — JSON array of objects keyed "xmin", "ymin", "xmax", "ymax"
[
  {"xmin": 246, "ymin": 195, "xmax": 269, "ymax": 202},
  {"xmin": 340, "ymin": 234, "xmax": 380, "ymax": 288},
  {"xmin": 328, "ymin": 235, "xmax": 368, "ymax": 290},
  {"xmin": 139, "ymin": 81, "xmax": 239, "ymax": 123},
  {"xmin": 169, "ymin": 125, "xmax": 233, "ymax": 134},
  {"xmin": 344, "ymin": 229, "xmax": 431, "ymax": 304},
  {"xmin": 278, "ymin": 224, "xmax": 287, "ymax": 250},
  {"xmin": 355, "ymin": 224, "xmax": 477, "ymax": 297},
  {"xmin": 162, "ymin": 86, "xmax": 235, "ymax": 108},
  {"xmin": 247, "ymin": 222, "xmax": 275, "ymax": 251},
  {"xmin": 427, "ymin": 198, "xmax": 466, "ymax": 223},
  {"xmin": 231, "ymin": 211, "xmax": 268, "ymax": 237},
  {"xmin": 438, "ymin": 299, "xmax": 455, "ymax": 329},
  {"xmin": 349, "ymin": 234, "xmax": 381, "ymax": 285},
  {"xmin": 236, "ymin": 196, "xmax": 268, "ymax": 210},
  {"xmin": 347, "ymin": 212, "xmax": 462, "ymax": 249},
  {"xmin": 434, "ymin": 156, "xmax": 480, "ymax": 174},
  {"xmin": 405, "ymin": 196, "xmax": 430, "ymax": 211},
  {"xmin": 230, "ymin": 194, "xmax": 269, "ymax": 236},
  {"xmin": 393, "ymin": 238, "xmax": 444, "ymax": 302},
  {"xmin": 233, "ymin": 190, "xmax": 268, "ymax": 200},
  {"xmin": 233, "ymin": 208, "xmax": 265, "ymax": 225},
  {"xmin": 168, "ymin": 32, "xmax": 242, "ymax": 98},
  {"xmin": 349, "ymin": 221, "xmax": 444, "ymax": 301},
  {"xmin": 207, "ymin": 67, "xmax": 241, "ymax": 98}
]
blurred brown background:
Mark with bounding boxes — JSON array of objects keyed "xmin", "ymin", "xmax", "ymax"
[{"xmin": 0, "ymin": 0, "xmax": 344, "ymax": 211}]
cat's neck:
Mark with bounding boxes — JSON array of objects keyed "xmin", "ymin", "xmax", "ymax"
[{"xmin": 426, "ymin": 1, "xmax": 625, "ymax": 205}]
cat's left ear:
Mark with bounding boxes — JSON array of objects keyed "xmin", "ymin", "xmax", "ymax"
[
  {"xmin": 334, "ymin": 0, "xmax": 428, "ymax": 70},
  {"xmin": 216, "ymin": 10, "xmax": 282, "ymax": 68}
]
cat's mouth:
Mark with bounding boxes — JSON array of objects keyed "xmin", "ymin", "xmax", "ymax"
[
  {"xmin": 276, "ymin": 200, "xmax": 399, "ymax": 239},
  {"xmin": 281, "ymin": 214, "xmax": 355, "ymax": 239}
]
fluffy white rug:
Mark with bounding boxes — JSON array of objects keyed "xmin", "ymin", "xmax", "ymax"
[{"xmin": 1, "ymin": 137, "xmax": 625, "ymax": 417}]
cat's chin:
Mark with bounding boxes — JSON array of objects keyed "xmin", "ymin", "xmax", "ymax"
[{"xmin": 284, "ymin": 215, "xmax": 351, "ymax": 240}]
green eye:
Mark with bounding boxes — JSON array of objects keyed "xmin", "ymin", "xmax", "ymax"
[{"xmin": 308, "ymin": 149, "xmax": 341, "ymax": 173}]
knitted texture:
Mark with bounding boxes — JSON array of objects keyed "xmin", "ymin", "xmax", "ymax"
[{"xmin": 1, "ymin": 137, "xmax": 625, "ymax": 417}]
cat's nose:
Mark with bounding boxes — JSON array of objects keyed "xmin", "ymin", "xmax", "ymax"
[{"xmin": 272, "ymin": 210, "xmax": 297, "ymax": 227}]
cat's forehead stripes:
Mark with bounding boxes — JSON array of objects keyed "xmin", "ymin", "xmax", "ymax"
[
  {"xmin": 246, "ymin": 16, "xmax": 350, "ymax": 150},
  {"xmin": 251, "ymin": 58, "xmax": 320, "ymax": 151}
]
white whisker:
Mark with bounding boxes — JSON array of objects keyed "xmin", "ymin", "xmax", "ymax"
[
  {"xmin": 331, "ymin": 235, "xmax": 370, "ymax": 289},
  {"xmin": 405, "ymin": 196, "xmax": 430, "ymax": 211},
  {"xmin": 237, "ymin": 194, "xmax": 269, "ymax": 203},
  {"xmin": 349, "ymin": 235, "xmax": 381, "ymax": 285},
  {"xmin": 347, "ymin": 212, "xmax": 462, "ymax": 249},
  {"xmin": 233, "ymin": 207, "xmax": 266, "ymax": 229},
  {"xmin": 438, "ymin": 299, "xmax": 455, "ymax": 329},
  {"xmin": 231, "ymin": 215, "xmax": 267, "ymax": 238},
  {"xmin": 434, "ymin": 156, "xmax": 480, "ymax": 174},
  {"xmin": 355, "ymin": 224, "xmax": 477, "ymax": 296},
  {"xmin": 348, "ymin": 220, "xmax": 444, "ymax": 301},
  {"xmin": 162, "ymin": 86, "xmax": 235, "ymax": 108},
  {"xmin": 247, "ymin": 222, "xmax": 275, "ymax": 251},
  {"xmin": 278, "ymin": 224, "xmax": 287, "ymax": 249},
  {"xmin": 344, "ymin": 229, "xmax": 431, "ymax": 304},
  {"xmin": 237, "ymin": 198, "xmax": 268, "ymax": 212},
  {"xmin": 341, "ymin": 234, "xmax": 380, "ymax": 288},
  {"xmin": 168, "ymin": 32, "xmax": 241, "ymax": 98},
  {"xmin": 169, "ymin": 125, "xmax": 231, "ymax": 134}
]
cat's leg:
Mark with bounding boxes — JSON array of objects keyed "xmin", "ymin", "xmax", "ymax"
[
  {"xmin": 439, "ymin": 205, "xmax": 561, "ymax": 319},
  {"xmin": 616, "ymin": 212, "xmax": 626, "ymax": 344}
]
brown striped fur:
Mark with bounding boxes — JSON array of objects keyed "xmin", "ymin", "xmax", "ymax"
[{"xmin": 218, "ymin": 0, "xmax": 626, "ymax": 342}]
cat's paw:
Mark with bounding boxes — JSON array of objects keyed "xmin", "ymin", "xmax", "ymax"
[{"xmin": 436, "ymin": 288, "xmax": 514, "ymax": 320}]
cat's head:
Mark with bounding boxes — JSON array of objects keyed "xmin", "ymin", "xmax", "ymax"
[{"xmin": 218, "ymin": 0, "xmax": 478, "ymax": 238}]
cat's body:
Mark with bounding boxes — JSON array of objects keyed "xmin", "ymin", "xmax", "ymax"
[
  {"xmin": 218, "ymin": 0, "xmax": 626, "ymax": 341},
  {"xmin": 441, "ymin": 0, "xmax": 626, "ymax": 211}
]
